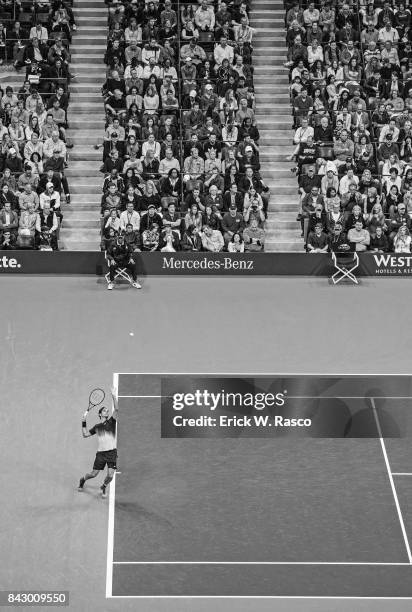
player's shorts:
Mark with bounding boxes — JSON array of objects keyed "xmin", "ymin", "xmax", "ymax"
[{"xmin": 93, "ymin": 449, "xmax": 117, "ymax": 470}]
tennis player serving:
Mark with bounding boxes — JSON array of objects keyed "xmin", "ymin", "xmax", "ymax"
[{"xmin": 78, "ymin": 386, "xmax": 118, "ymax": 498}]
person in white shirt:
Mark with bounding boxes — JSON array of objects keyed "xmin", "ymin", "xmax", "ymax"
[
  {"xmin": 382, "ymin": 170, "xmax": 402, "ymax": 194},
  {"xmin": 141, "ymin": 134, "xmax": 161, "ymax": 160},
  {"xmin": 142, "ymin": 59, "xmax": 162, "ymax": 80},
  {"xmin": 124, "ymin": 63, "xmax": 144, "ymax": 80},
  {"xmin": 234, "ymin": 17, "xmax": 254, "ymax": 44},
  {"xmin": 200, "ymin": 224, "xmax": 224, "ymax": 252},
  {"xmin": 195, "ymin": 0, "xmax": 215, "ymax": 31},
  {"xmin": 158, "ymin": 148, "xmax": 180, "ymax": 177},
  {"xmin": 141, "ymin": 41, "xmax": 161, "ymax": 66},
  {"xmin": 39, "ymin": 182, "xmax": 61, "ymax": 211},
  {"xmin": 339, "ymin": 171, "xmax": 359, "ymax": 195},
  {"xmin": 105, "ymin": 209, "xmax": 121, "ymax": 233},
  {"xmin": 29, "ymin": 25, "xmax": 48, "ymax": 42},
  {"xmin": 394, "ymin": 225, "xmax": 412, "ymax": 253},
  {"xmin": 379, "ymin": 120, "xmax": 400, "ymax": 143},
  {"xmin": 43, "ymin": 131, "xmax": 67, "ymax": 160},
  {"xmin": 124, "ymin": 19, "xmax": 142, "ymax": 45},
  {"xmin": 288, "ymin": 118, "xmax": 316, "ymax": 160},
  {"xmin": 307, "ymin": 41, "xmax": 324, "ymax": 66},
  {"xmin": 214, "ymin": 36, "xmax": 234, "ymax": 67},
  {"xmin": 119, "ymin": 203, "xmax": 140, "ymax": 232},
  {"xmin": 378, "ymin": 20, "xmax": 399, "ymax": 45},
  {"xmin": 303, "ymin": 2, "xmax": 320, "ymax": 26},
  {"xmin": 293, "ymin": 117, "xmax": 314, "ymax": 145}
]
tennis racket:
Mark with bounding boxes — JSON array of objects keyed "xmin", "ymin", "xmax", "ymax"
[{"xmin": 84, "ymin": 388, "xmax": 106, "ymax": 417}]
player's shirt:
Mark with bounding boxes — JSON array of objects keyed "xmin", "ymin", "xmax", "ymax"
[
  {"xmin": 108, "ymin": 242, "xmax": 132, "ymax": 265},
  {"xmin": 89, "ymin": 416, "xmax": 117, "ymax": 452}
]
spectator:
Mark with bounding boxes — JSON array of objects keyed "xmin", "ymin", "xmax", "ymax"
[
  {"xmin": 333, "ymin": 131, "xmax": 355, "ymax": 167},
  {"xmin": 347, "ymin": 221, "xmax": 371, "ymax": 251},
  {"xmin": 195, "ymin": 0, "xmax": 215, "ymax": 31},
  {"xmin": 141, "ymin": 220, "xmax": 160, "ymax": 251},
  {"xmin": 243, "ymin": 218, "xmax": 265, "ymax": 252},
  {"xmin": 200, "ymin": 224, "xmax": 224, "ymax": 252},
  {"xmin": 227, "ymin": 232, "xmax": 245, "ymax": 252},
  {"xmin": 160, "ymin": 225, "xmax": 180, "ymax": 251},
  {"xmin": 214, "ymin": 37, "xmax": 234, "ymax": 67},
  {"xmin": 0, "ymin": 201, "xmax": 19, "ymax": 235},
  {"xmin": 0, "ymin": 229, "xmax": 17, "ymax": 250},
  {"xmin": 123, "ymin": 223, "xmax": 141, "ymax": 252},
  {"xmin": 369, "ymin": 226, "xmax": 389, "ymax": 252},
  {"xmin": 393, "ymin": 225, "xmax": 412, "ymax": 252},
  {"xmin": 221, "ymin": 204, "xmax": 244, "ymax": 246},
  {"xmin": 307, "ymin": 222, "xmax": 329, "ymax": 253},
  {"xmin": 36, "ymin": 202, "xmax": 59, "ymax": 250},
  {"xmin": 161, "ymin": 200, "xmax": 180, "ymax": 230},
  {"xmin": 120, "ymin": 202, "xmax": 140, "ymax": 232},
  {"xmin": 17, "ymin": 202, "xmax": 38, "ymax": 247},
  {"xmin": 181, "ymin": 225, "xmax": 203, "ymax": 251}
]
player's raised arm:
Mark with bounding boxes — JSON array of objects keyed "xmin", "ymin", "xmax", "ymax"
[
  {"xmin": 111, "ymin": 386, "xmax": 118, "ymax": 419},
  {"xmin": 82, "ymin": 412, "xmax": 92, "ymax": 438}
]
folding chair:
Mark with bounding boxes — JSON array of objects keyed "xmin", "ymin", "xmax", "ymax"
[
  {"xmin": 331, "ymin": 251, "xmax": 359, "ymax": 285},
  {"xmin": 104, "ymin": 252, "xmax": 132, "ymax": 286}
]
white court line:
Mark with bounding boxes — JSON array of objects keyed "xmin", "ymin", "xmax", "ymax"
[
  {"xmin": 105, "ymin": 373, "xmax": 118, "ymax": 599},
  {"xmin": 113, "ymin": 561, "xmax": 410, "ymax": 566},
  {"xmin": 116, "ymin": 372, "xmax": 412, "ymax": 375},
  {"xmin": 105, "ymin": 473, "xmax": 116, "ymax": 598},
  {"xmin": 372, "ymin": 398, "xmax": 412, "ymax": 564},
  {"xmin": 107, "ymin": 597, "xmax": 412, "ymax": 600},
  {"xmin": 393, "ymin": 474, "xmax": 412, "ymax": 476}
]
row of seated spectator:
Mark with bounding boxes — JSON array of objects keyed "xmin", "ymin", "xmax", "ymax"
[
  {"xmin": 285, "ymin": 0, "xmax": 412, "ymax": 253},
  {"xmin": 98, "ymin": 0, "xmax": 269, "ymax": 253},
  {"xmin": 0, "ymin": 0, "xmax": 76, "ymax": 66},
  {"xmin": 0, "ymin": 0, "xmax": 76, "ymax": 250}
]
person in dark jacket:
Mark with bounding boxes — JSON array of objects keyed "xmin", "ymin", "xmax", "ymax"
[
  {"xmin": 369, "ymin": 226, "xmax": 389, "ymax": 252},
  {"xmin": 221, "ymin": 204, "xmax": 245, "ymax": 246},
  {"xmin": 181, "ymin": 225, "xmax": 203, "ymax": 251},
  {"xmin": 106, "ymin": 233, "xmax": 141, "ymax": 290},
  {"xmin": 328, "ymin": 222, "xmax": 352, "ymax": 252}
]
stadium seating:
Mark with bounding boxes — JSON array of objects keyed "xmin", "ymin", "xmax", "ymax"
[
  {"xmin": 0, "ymin": 0, "xmax": 75, "ymax": 251},
  {"xmin": 286, "ymin": 0, "xmax": 412, "ymax": 254},
  {"xmin": 99, "ymin": 0, "xmax": 269, "ymax": 253}
]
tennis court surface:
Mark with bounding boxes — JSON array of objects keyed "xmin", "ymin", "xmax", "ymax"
[{"xmin": 107, "ymin": 374, "xmax": 412, "ymax": 598}]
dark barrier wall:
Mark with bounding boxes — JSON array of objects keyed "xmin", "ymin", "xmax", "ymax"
[{"xmin": 0, "ymin": 251, "xmax": 412, "ymax": 276}]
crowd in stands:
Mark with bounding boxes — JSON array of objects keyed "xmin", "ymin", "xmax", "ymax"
[
  {"xmin": 99, "ymin": 0, "xmax": 269, "ymax": 254},
  {"xmin": 286, "ymin": 0, "xmax": 412, "ymax": 254},
  {"xmin": 0, "ymin": 0, "xmax": 75, "ymax": 250}
]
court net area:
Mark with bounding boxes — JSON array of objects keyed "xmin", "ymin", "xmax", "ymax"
[{"xmin": 107, "ymin": 373, "xmax": 412, "ymax": 598}]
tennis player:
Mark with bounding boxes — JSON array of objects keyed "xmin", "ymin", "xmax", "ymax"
[{"xmin": 78, "ymin": 388, "xmax": 118, "ymax": 498}]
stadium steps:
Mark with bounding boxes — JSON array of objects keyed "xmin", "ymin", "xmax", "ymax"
[
  {"xmin": 251, "ymin": 0, "xmax": 301, "ymax": 252},
  {"xmin": 59, "ymin": 0, "xmax": 107, "ymax": 251}
]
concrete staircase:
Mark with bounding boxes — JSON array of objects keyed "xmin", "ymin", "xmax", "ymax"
[
  {"xmin": 251, "ymin": 1, "xmax": 302, "ymax": 251},
  {"xmin": 59, "ymin": 0, "xmax": 107, "ymax": 251}
]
